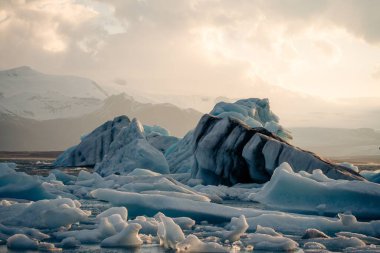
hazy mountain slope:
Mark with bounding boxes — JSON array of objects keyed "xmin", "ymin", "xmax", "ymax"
[
  {"xmin": 89, "ymin": 93, "xmax": 202, "ymax": 137},
  {"xmin": 291, "ymin": 127, "xmax": 380, "ymax": 157},
  {"xmin": 134, "ymin": 86, "xmax": 380, "ymax": 130},
  {"xmin": 0, "ymin": 94, "xmax": 202, "ymax": 151},
  {"xmin": 0, "ymin": 66, "xmax": 107, "ymax": 120}
]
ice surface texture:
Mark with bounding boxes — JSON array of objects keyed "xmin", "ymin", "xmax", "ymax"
[
  {"xmin": 0, "ymin": 163, "xmax": 54, "ymax": 200},
  {"xmin": 191, "ymin": 114, "xmax": 363, "ymax": 185},
  {"xmin": 210, "ymin": 98, "xmax": 292, "ymax": 141},
  {"xmin": 95, "ymin": 118, "xmax": 169, "ymax": 176},
  {"xmin": 251, "ymin": 162, "xmax": 380, "ymax": 219},
  {"xmin": 54, "ymin": 115, "xmax": 130, "ymax": 167},
  {"xmin": 55, "ymin": 115, "xmax": 170, "ymax": 176}
]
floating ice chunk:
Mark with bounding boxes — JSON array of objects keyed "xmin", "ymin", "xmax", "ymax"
[
  {"xmin": 193, "ymin": 184, "xmax": 259, "ymax": 202},
  {"xmin": 298, "ymin": 169, "xmax": 334, "ymax": 182},
  {"xmin": 55, "ymin": 217, "xmax": 116, "ymax": 243},
  {"xmin": 1, "ymin": 198, "xmax": 90, "ymax": 229},
  {"xmin": 97, "ymin": 207, "xmax": 128, "ymax": 221},
  {"xmin": 361, "ymin": 169, "xmax": 380, "ymax": 183},
  {"xmin": 107, "ymin": 214, "xmax": 128, "ymax": 232},
  {"xmin": 95, "ymin": 118, "xmax": 170, "ymax": 176},
  {"xmin": 172, "ymin": 217, "xmax": 196, "ymax": 230},
  {"xmin": 344, "ymin": 245, "xmax": 380, "ymax": 253},
  {"xmin": 336, "ymin": 232, "xmax": 380, "ymax": 245},
  {"xmin": 0, "ymin": 163, "xmax": 17, "ymax": 176},
  {"xmin": 242, "ymin": 232, "xmax": 299, "ymax": 251},
  {"xmin": 75, "ymin": 170, "xmax": 103, "ymax": 187},
  {"xmin": 302, "ymin": 236, "xmax": 366, "ymax": 251},
  {"xmin": 153, "ymin": 212, "xmax": 195, "ymax": 230},
  {"xmin": 101, "ymin": 223, "xmax": 143, "ymax": 248},
  {"xmin": 51, "ymin": 169, "xmax": 76, "ymax": 184},
  {"xmin": 140, "ymin": 190, "xmax": 210, "ymax": 202},
  {"xmin": 303, "ymin": 241, "xmax": 326, "ymax": 250},
  {"xmin": 339, "ymin": 162, "xmax": 359, "ymax": 173},
  {"xmin": 0, "ymin": 223, "xmax": 49, "ymax": 241},
  {"xmin": 56, "ymin": 237, "xmax": 81, "ymax": 249},
  {"xmin": 255, "ymin": 225, "xmax": 282, "ymax": 237},
  {"xmin": 129, "ymin": 216, "xmax": 159, "ymax": 235},
  {"xmin": 302, "ymin": 228, "xmax": 330, "ymax": 239},
  {"xmin": 157, "ymin": 213, "xmax": 185, "ymax": 249},
  {"xmin": 177, "ymin": 234, "xmax": 228, "ymax": 252},
  {"xmin": 246, "ymin": 212, "xmax": 380, "ymax": 238},
  {"xmin": 0, "ymin": 163, "xmax": 54, "ymax": 200},
  {"xmin": 128, "ymin": 168, "xmax": 162, "ymax": 177},
  {"xmin": 252, "ymin": 162, "xmax": 380, "ymax": 219},
  {"xmin": 0, "ymin": 200, "xmax": 15, "ymax": 206},
  {"xmin": 222, "ymin": 215, "xmax": 249, "ymax": 242},
  {"xmin": 90, "ymin": 188, "xmax": 263, "ymax": 223},
  {"xmin": 38, "ymin": 242, "xmax": 60, "ymax": 251},
  {"xmin": 6, "ymin": 234, "xmax": 38, "ymax": 250}
]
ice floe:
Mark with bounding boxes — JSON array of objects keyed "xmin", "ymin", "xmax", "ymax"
[{"xmin": 251, "ymin": 162, "xmax": 380, "ymax": 219}]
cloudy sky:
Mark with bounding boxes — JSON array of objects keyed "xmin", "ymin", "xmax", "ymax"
[{"xmin": 1, "ymin": 0, "xmax": 380, "ymax": 104}]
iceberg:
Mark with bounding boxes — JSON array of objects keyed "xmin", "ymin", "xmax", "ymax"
[
  {"xmin": 251, "ymin": 163, "xmax": 380, "ymax": 219},
  {"xmin": 95, "ymin": 119, "xmax": 170, "ymax": 176},
  {"xmin": 54, "ymin": 115, "xmax": 130, "ymax": 167},
  {"xmin": 191, "ymin": 115, "xmax": 362, "ymax": 185},
  {"xmin": 165, "ymin": 98, "xmax": 292, "ymax": 175}
]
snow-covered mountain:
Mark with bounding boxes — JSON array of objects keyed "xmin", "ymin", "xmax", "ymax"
[{"xmin": 0, "ymin": 66, "xmax": 108, "ymax": 120}]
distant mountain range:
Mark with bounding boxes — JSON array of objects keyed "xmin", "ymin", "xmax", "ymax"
[
  {"xmin": 0, "ymin": 67, "xmax": 202, "ymax": 151},
  {"xmin": 0, "ymin": 94, "xmax": 202, "ymax": 151}
]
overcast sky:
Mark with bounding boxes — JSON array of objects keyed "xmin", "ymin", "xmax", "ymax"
[{"xmin": 1, "ymin": 0, "xmax": 380, "ymax": 101}]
